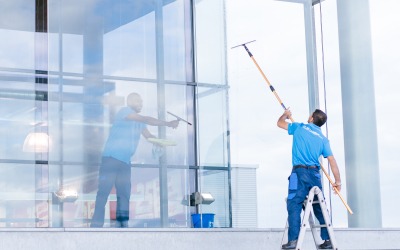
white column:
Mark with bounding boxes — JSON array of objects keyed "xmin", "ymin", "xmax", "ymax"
[
  {"xmin": 303, "ymin": 0, "xmax": 320, "ymax": 113},
  {"xmin": 337, "ymin": 0, "xmax": 382, "ymax": 227}
]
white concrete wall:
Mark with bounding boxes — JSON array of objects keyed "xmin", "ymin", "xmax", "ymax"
[{"xmin": 0, "ymin": 228, "xmax": 399, "ymax": 250}]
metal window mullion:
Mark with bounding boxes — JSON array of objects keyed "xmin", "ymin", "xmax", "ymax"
[{"xmin": 155, "ymin": 0, "xmax": 169, "ymax": 228}]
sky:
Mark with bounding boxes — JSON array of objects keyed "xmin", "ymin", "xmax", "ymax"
[{"xmin": 225, "ymin": 0, "xmax": 400, "ymax": 228}]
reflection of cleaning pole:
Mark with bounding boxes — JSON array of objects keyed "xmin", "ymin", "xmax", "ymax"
[
  {"xmin": 167, "ymin": 111, "xmax": 192, "ymax": 126},
  {"xmin": 232, "ymin": 40, "xmax": 353, "ymax": 214}
]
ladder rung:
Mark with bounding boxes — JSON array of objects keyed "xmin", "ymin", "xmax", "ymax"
[
  {"xmin": 312, "ymin": 200, "xmax": 324, "ymax": 204},
  {"xmin": 311, "ymin": 224, "xmax": 328, "ymax": 228}
]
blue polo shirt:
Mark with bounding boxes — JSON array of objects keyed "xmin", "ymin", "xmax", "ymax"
[
  {"xmin": 288, "ymin": 122, "xmax": 332, "ymax": 168},
  {"xmin": 102, "ymin": 107, "xmax": 147, "ymax": 164}
]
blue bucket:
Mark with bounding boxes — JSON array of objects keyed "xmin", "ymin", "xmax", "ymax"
[{"xmin": 191, "ymin": 213, "xmax": 215, "ymax": 228}]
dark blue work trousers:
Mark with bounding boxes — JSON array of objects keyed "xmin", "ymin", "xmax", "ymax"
[
  {"xmin": 91, "ymin": 157, "xmax": 131, "ymax": 227},
  {"xmin": 287, "ymin": 167, "xmax": 330, "ymax": 241}
]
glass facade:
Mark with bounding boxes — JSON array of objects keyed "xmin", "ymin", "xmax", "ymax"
[
  {"xmin": 0, "ymin": 0, "xmax": 229, "ymax": 228},
  {"xmin": 2, "ymin": 0, "xmax": 398, "ymax": 232}
]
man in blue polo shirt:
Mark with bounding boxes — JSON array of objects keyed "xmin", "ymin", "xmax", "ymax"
[
  {"xmin": 90, "ymin": 92, "xmax": 179, "ymax": 228},
  {"xmin": 278, "ymin": 109, "xmax": 341, "ymax": 249}
]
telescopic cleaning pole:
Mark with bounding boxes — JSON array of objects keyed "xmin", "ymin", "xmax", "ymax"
[
  {"xmin": 232, "ymin": 40, "xmax": 353, "ymax": 214},
  {"xmin": 231, "ymin": 40, "xmax": 293, "ymax": 120}
]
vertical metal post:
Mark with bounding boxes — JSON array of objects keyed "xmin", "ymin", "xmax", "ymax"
[
  {"xmin": 155, "ymin": 0, "xmax": 169, "ymax": 228},
  {"xmin": 82, "ymin": 4, "xmax": 105, "ymax": 227},
  {"xmin": 303, "ymin": 0, "xmax": 320, "ymax": 113},
  {"xmin": 35, "ymin": 0, "xmax": 50, "ymax": 228}
]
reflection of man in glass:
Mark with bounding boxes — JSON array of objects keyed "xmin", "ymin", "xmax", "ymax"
[{"xmin": 90, "ymin": 92, "xmax": 179, "ymax": 228}]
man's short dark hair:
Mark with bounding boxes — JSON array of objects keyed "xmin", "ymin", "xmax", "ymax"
[{"xmin": 312, "ymin": 109, "xmax": 327, "ymax": 127}]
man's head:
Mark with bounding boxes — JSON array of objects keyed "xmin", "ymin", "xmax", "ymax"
[
  {"xmin": 127, "ymin": 92, "xmax": 143, "ymax": 113},
  {"xmin": 308, "ymin": 109, "xmax": 327, "ymax": 127}
]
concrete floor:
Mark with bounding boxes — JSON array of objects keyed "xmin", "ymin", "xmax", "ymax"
[{"xmin": 0, "ymin": 228, "xmax": 399, "ymax": 250}]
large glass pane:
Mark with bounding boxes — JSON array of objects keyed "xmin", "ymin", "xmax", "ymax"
[
  {"xmin": 100, "ymin": 81, "xmax": 190, "ymax": 167},
  {"xmin": 0, "ymin": 85, "xmax": 37, "ymax": 161},
  {"xmin": 0, "ymin": 0, "xmax": 49, "ymax": 229},
  {"xmin": 47, "ymin": 33, "xmax": 83, "ymax": 74},
  {"xmin": 197, "ymin": 86, "xmax": 228, "ymax": 167},
  {"xmin": 129, "ymin": 168, "xmax": 160, "ymax": 228},
  {"xmin": 0, "ymin": 0, "xmax": 37, "ymax": 162},
  {"xmin": 163, "ymin": 0, "xmax": 187, "ymax": 81},
  {"xmin": 103, "ymin": 2, "xmax": 156, "ymax": 79},
  {"xmin": 55, "ymin": 164, "xmax": 90, "ymax": 227},
  {"xmin": 55, "ymin": 167, "xmax": 163, "ymax": 228},
  {"xmin": 0, "ymin": 0, "xmax": 35, "ymax": 70},
  {"xmin": 198, "ymin": 170, "xmax": 229, "ymax": 228},
  {"xmin": 195, "ymin": 86, "xmax": 229, "ymax": 227},
  {"xmin": 194, "ymin": 0, "xmax": 229, "ymax": 227},
  {"xmin": 167, "ymin": 168, "xmax": 192, "ymax": 227},
  {"xmin": 194, "ymin": 0, "xmax": 226, "ymax": 84},
  {"xmin": 0, "ymin": 163, "xmax": 47, "ymax": 227}
]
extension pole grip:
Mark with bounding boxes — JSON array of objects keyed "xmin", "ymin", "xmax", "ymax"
[{"xmin": 320, "ymin": 165, "xmax": 353, "ymax": 214}]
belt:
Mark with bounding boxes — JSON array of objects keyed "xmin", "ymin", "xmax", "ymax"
[{"xmin": 293, "ymin": 165, "xmax": 318, "ymax": 170}]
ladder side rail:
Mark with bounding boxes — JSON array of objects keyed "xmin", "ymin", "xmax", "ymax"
[
  {"xmin": 296, "ymin": 194, "xmax": 314, "ymax": 250},
  {"xmin": 308, "ymin": 205, "xmax": 321, "ymax": 250},
  {"xmin": 315, "ymin": 188, "xmax": 339, "ymax": 250}
]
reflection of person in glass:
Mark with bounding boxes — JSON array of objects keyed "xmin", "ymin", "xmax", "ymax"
[{"xmin": 90, "ymin": 92, "xmax": 179, "ymax": 228}]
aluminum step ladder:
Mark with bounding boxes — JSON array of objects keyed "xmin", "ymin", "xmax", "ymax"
[{"xmin": 281, "ymin": 186, "xmax": 338, "ymax": 250}]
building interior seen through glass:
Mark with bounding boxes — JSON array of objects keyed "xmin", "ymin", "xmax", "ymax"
[{"xmin": 0, "ymin": 0, "xmax": 229, "ymax": 228}]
